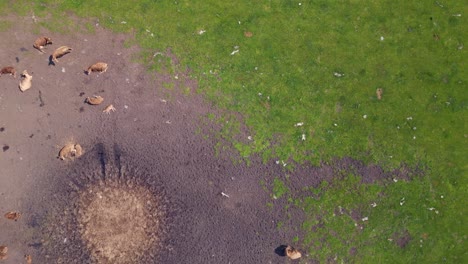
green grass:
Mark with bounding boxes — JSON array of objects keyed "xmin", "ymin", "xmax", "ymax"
[{"xmin": 2, "ymin": 0, "xmax": 466, "ymax": 262}]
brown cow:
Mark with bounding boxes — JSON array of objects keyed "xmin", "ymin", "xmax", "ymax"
[
  {"xmin": 33, "ymin": 36, "xmax": 53, "ymax": 53},
  {"xmin": 0, "ymin": 66, "xmax": 16, "ymax": 78}
]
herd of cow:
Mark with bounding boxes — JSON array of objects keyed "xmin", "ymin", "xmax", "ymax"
[
  {"xmin": 0, "ymin": 36, "xmax": 114, "ymax": 162},
  {"xmin": 0, "ymin": 35, "xmax": 305, "ymax": 263}
]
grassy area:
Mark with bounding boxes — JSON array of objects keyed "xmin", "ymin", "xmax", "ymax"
[
  {"xmin": 3, "ymin": 0, "xmax": 466, "ymax": 262},
  {"xmin": 273, "ymin": 172, "xmax": 464, "ymax": 263}
]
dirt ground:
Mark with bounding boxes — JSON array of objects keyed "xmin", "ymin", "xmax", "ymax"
[
  {"xmin": 0, "ymin": 15, "xmax": 423, "ymax": 264},
  {"xmin": 0, "ymin": 15, "xmax": 307, "ymax": 264}
]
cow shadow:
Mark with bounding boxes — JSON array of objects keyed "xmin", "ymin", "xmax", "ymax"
[{"xmin": 274, "ymin": 245, "xmax": 288, "ymax": 257}]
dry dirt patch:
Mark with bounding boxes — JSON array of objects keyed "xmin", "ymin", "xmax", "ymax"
[{"xmin": 77, "ymin": 181, "xmax": 162, "ymax": 264}]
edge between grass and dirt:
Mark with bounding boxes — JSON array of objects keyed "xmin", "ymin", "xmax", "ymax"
[{"xmin": 0, "ymin": 1, "xmax": 466, "ymax": 263}]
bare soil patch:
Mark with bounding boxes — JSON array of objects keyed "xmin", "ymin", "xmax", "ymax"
[{"xmin": 77, "ymin": 181, "xmax": 161, "ymax": 264}]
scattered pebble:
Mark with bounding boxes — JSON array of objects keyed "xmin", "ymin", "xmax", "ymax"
[
  {"xmin": 363, "ymin": 115, "xmax": 367, "ymax": 119},
  {"xmin": 61, "ymin": 67, "xmax": 66, "ymax": 73},
  {"xmin": 380, "ymin": 36, "xmax": 384, "ymax": 41}
]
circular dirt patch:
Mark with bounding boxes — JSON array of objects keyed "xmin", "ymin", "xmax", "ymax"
[
  {"xmin": 36, "ymin": 145, "xmax": 170, "ymax": 264},
  {"xmin": 77, "ymin": 180, "xmax": 163, "ymax": 264}
]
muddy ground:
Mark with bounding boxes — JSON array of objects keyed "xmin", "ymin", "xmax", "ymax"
[
  {"xmin": 0, "ymin": 15, "xmax": 422, "ymax": 264},
  {"xmin": 0, "ymin": 15, "xmax": 308, "ymax": 264}
]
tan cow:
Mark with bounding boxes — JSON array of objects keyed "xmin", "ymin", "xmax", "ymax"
[
  {"xmin": 19, "ymin": 70, "xmax": 33, "ymax": 92},
  {"xmin": 86, "ymin": 62, "xmax": 108, "ymax": 75},
  {"xmin": 52, "ymin": 46, "xmax": 72, "ymax": 63}
]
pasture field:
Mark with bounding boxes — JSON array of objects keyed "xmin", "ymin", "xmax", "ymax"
[{"xmin": 2, "ymin": 1, "xmax": 466, "ymax": 262}]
